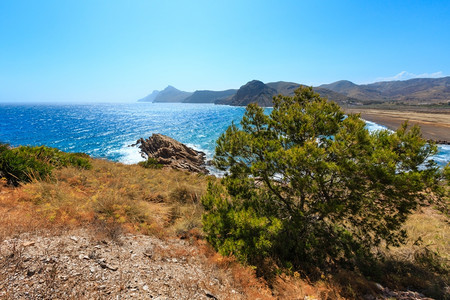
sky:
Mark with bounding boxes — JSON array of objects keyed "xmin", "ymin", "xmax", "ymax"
[{"xmin": 0, "ymin": 0, "xmax": 449, "ymax": 102}]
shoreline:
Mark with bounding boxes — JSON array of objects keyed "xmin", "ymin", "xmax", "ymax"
[{"xmin": 345, "ymin": 108, "xmax": 450, "ymax": 144}]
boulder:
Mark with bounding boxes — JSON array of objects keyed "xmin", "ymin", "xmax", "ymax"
[{"xmin": 134, "ymin": 134, "xmax": 208, "ymax": 174}]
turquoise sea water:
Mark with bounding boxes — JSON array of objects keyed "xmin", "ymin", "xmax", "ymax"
[{"xmin": 0, "ymin": 103, "xmax": 448, "ymax": 167}]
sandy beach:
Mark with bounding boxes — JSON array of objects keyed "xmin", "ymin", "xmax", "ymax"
[{"xmin": 345, "ymin": 108, "xmax": 450, "ymax": 142}]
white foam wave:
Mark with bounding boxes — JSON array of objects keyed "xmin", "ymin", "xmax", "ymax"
[
  {"xmin": 363, "ymin": 119, "xmax": 392, "ymax": 132},
  {"xmin": 113, "ymin": 143, "xmax": 145, "ymax": 165},
  {"xmin": 434, "ymin": 144, "xmax": 450, "ymax": 166},
  {"xmin": 185, "ymin": 143, "xmax": 214, "ymax": 160}
]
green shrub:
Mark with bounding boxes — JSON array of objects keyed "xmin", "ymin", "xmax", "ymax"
[
  {"xmin": 202, "ymin": 86, "xmax": 444, "ymax": 271},
  {"xmin": 0, "ymin": 143, "xmax": 91, "ymax": 185},
  {"xmin": 138, "ymin": 157, "xmax": 163, "ymax": 169},
  {"xmin": 202, "ymin": 182, "xmax": 282, "ymax": 265}
]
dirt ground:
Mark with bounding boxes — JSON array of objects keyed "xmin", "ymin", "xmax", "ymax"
[{"xmin": 345, "ymin": 108, "xmax": 450, "ymax": 142}]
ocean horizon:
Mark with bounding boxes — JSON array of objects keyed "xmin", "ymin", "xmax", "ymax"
[{"xmin": 1, "ymin": 102, "xmax": 449, "ymax": 168}]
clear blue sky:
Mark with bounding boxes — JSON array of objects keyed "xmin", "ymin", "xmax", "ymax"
[{"xmin": 1, "ymin": 0, "xmax": 449, "ymax": 102}]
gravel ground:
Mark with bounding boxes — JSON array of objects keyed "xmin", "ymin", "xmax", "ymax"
[
  {"xmin": 0, "ymin": 230, "xmax": 439, "ymax": 300},
  {"xmin": 0, "ymin": 230, "xmax": 243, "ymax": 299}
]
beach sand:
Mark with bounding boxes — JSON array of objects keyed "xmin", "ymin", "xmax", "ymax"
[{"xmin": 345, "ymin": 108, "xmax": 450, "ymax": 142}]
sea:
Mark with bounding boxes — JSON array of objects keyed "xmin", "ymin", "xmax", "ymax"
[{"xmin": 0, "ymin": 103, "xmax": 449, "ymax": 168}]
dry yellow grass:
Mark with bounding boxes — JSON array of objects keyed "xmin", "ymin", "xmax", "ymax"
[
  {"xmin": 0, "ymin": 159, "xmax": 213, "ymax": 241},
  {"xmin": 390, "ymin": 207, "xmax": 449, "ymax": 262},
  {"xmin": 374, "ymin": 206, "xmax": 450, "ymax": 298}
]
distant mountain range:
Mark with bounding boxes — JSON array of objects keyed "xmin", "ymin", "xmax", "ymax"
[
  {"xmin": 319, "ymin": 77, "xmax": 450, "ymax": 104},
  {"xmin": 137, "ymin": 76, "xmax": 450, "ymax": 107},
  {"xmin": 183, "ymin": 89, "xmax": 237, "ymax": 103},
  {"xmin": 144, "ymin": 86, "xmax": 193, "ymax": 103}
]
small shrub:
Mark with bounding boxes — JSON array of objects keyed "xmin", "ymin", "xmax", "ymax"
[
  {"xmin": 91, "ymin": 218, "xmax": 124, "ymax": 243},
  {"xmin": 170, "ymin": 186, "xmax": 199, "ymax": 203},
  {"xmin": 138, "ymin": 157, "xmax": 163, "ymax": 169},
  {"xmin": 93, "ymin": 189, "xmax": 150, "ymax": 226},
  {"xmin": 0, "ymin": 143, "xmax": 91, "ymax": 185}
]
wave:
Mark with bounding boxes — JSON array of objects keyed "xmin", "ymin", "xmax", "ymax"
[{"xmin": 112, "ymin": 143, "xmax": 145, "ymax": 165}]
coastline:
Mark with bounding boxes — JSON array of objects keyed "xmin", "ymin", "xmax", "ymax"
[{"xmin": 345, "ymin": 108, "xmax": 450, "ymax": 144}]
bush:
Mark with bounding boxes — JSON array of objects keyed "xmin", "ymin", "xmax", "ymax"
[
  {"xmin": 202, "ymin": 86, "xmax": 444, "ymax": 271},
  {"xmin": 0, "ymin": 143, "xmax": 91, "ymax": 185},
  {"xmin": 138, "ymin": 157, "xmax": 163, "ymax": 169}
]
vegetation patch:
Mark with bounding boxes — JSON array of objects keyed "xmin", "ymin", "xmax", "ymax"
[
  {"xmin": 138, "ymin": 157, "xmax": 163, "ymax": 169},
  {"xmin": 0, "ymin": 144, "xmax": 91, "ymax": 185}
]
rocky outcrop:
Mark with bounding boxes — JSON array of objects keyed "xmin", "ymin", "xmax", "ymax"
[{"xmin": 135, "ymin": 134, "xmax": 208, "ymax": 174}]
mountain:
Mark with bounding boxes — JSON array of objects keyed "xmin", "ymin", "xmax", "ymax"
[
  {"xmin": 318, "ymin": 80, "xmax": 359, "ymax": 94},
  {"xmin": 152, "ymin": 86, "xmax": 192, "ymax": 103},
  {"xmin": 314, "ymin": 87, "xmax": 364, "ymax": 105},
  {"xmin": 219, "ymin": 80, "xmax": 277, "ymax": 106},
  {"xmin": 137, "ymin": 90, "xmax": 160, "ymax": 102},
  {"xmin": 266, "ymin": 81, "xmax": 300, "ymax": 95},
  {"xmin": 183, "ymin": 89, "xmax": 237, "ymax": 103},
  {"xmin": 219, "ymin": 80, "xmax": 361, "ymax": 107},
  {"xmin": 320, "ymin": 77, "xmax": 450, "ymax": 104}
]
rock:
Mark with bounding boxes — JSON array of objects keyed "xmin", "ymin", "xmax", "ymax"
[
  {"xmin": 134, "ymin": 134, "xmax": 208, "ymax": 174},
  {"xmin": 22, "ymin": 241, "xmax": 35, "ymax": 247},
  {"xmin": 374, "ymin": 283, "xmax": 384, "ymax": 291},
  {"xmin": 26, "ymin": 269, "xmax": 35, "ymax": 277},
  {"xmin": 205, "ymin": 291, "xmax": 218, "ymax": 299},
  {"xmin": 70, "ymin": 236, "xmax": 78, "ymax": 242},
  {"xmin": 97, "ymin": 260, "xmax": 118, "ymax": 271}
]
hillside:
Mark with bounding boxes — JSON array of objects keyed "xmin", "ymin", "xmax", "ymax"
[
  {"xmin": 219, "ymin": 80, "xmax": 362, "ymax": 107},
  {"xmin": 152, "ymin": 86, "xmax": 192, "ymax": 103},
  {"xmin": 320, "ymin": 76, "xmax": 450, "ymax": 104},
  {"xmin": 266, "ymin": 81, "xmax": 300, "ymax": 95},
  {"xmin": 183, "ymin": 89, "xmax": 237, "ymax": 103},
  {"xmin": 220, "ymin": 80, "xmax": 277, "ymax": 107},
  {"xmin": 137, "ymin": 90, "xmax": 160, "ymax": 102}
]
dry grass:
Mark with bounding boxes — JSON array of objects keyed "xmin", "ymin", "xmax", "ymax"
[
  {"xmin": 0, "ymin": 180, "xmax": 53, "ymax": 242},
  {"xmin": 389, "ymin": 206, "xmax": 449, "ymax": 263},
  {"xmin": 375, "ymin": 206, "xmax": 450, "ymax": 298},
  {"xmin": 0, "ymin": 159, "xmax": 212, "ymax": 241}
]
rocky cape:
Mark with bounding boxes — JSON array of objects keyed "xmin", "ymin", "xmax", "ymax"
[{"xmin": 134, "ymin": 134, "xmax": 209, "ymax": 174}]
